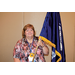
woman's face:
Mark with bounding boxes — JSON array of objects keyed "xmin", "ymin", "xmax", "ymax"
[{"xmin": 25, "ymin": 27, "xmax": 34, "ymax": 38}]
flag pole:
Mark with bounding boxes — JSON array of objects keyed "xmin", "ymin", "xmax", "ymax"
[{"xmin": 32, "ymin": 37, "xmax": 41, "ymax": 62}]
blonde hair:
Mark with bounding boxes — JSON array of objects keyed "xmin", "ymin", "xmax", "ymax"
[{"xmin": 22, "ymin": 24, "xmax": 36, "ymax": 38}]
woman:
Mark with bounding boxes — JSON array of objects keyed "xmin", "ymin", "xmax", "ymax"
[{"xmin": 13, "ymin": 24, "xmax": 49, "ymax": 62}]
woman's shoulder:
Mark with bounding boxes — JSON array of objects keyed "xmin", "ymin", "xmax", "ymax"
[{"xmin": 16, "ymin": 38, "xmax": 23, "ymax": 44}]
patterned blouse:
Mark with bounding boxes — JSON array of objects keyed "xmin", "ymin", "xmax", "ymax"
[{"xmin": 13, "ymin": 36, "xmax": 46, "ymax": 62}]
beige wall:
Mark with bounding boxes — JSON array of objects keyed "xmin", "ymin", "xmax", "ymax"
[
  {"xmin": 0, "ymin": 12, "xmax": 75, "ymax": 62},
  {"xmin": 60, "ymin": 12, "xmax": 75, "ymax": 62},
  {"xmin": 0, "ymin": 12, "xmax": 23, "ymax": 62}
]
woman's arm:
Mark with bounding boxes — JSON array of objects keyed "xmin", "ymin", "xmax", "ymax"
[
  {"xmin": 42, "ymin": 45, "xmax": 49, "ymax": 55},
  {"xmin": 14, "ymin": 58, "xmax": 20, "ymax": 62},
  {"xmin": 13, "ymin": 40, "xmax": 21, "ymax": 62}
]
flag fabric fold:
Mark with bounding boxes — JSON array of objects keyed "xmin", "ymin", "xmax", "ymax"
[{"xmin": 39, "ymin": 12, "xmax": 66, "ymax": 62}]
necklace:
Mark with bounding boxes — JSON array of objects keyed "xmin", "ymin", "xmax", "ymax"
[
  {"xmin": 26, "ymin": 38, "xmax": 34, "ymax": 53},
  {"xmin": 26, "ymin": 38, "xmax": 36, "ymax": 62}
]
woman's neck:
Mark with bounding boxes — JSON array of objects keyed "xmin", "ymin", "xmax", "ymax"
[{"xmin": 26, "ymin": 37, "xmax": 33, "ymax": 43}]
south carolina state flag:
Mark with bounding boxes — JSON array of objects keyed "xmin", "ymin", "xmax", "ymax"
[{"xmin": 39, "ymin": 12, "xmax": 66, "ymax": 62}]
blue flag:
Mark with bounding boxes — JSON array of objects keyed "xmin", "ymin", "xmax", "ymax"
[{"xmin": 39, "ymin": 12, "xmax": 66, "ymax": 62}]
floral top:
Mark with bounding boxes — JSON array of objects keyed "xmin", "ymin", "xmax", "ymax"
[{"xmin": 13, "ymin": 36, "xmax": 46, "ymax": 62}]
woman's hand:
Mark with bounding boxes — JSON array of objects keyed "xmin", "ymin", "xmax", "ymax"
[
  {"xmin": 37, "ymin": 38, "xmax": 49, "ymax": 55},
  {"xmin": 37, "ymin": 38, "xmax": 44, "ymax": 47}
]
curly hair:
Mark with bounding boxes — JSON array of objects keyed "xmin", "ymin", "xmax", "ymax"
[{"xmin": 22, "ymin": 24, "xmax": 36, "ymax": 38}]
